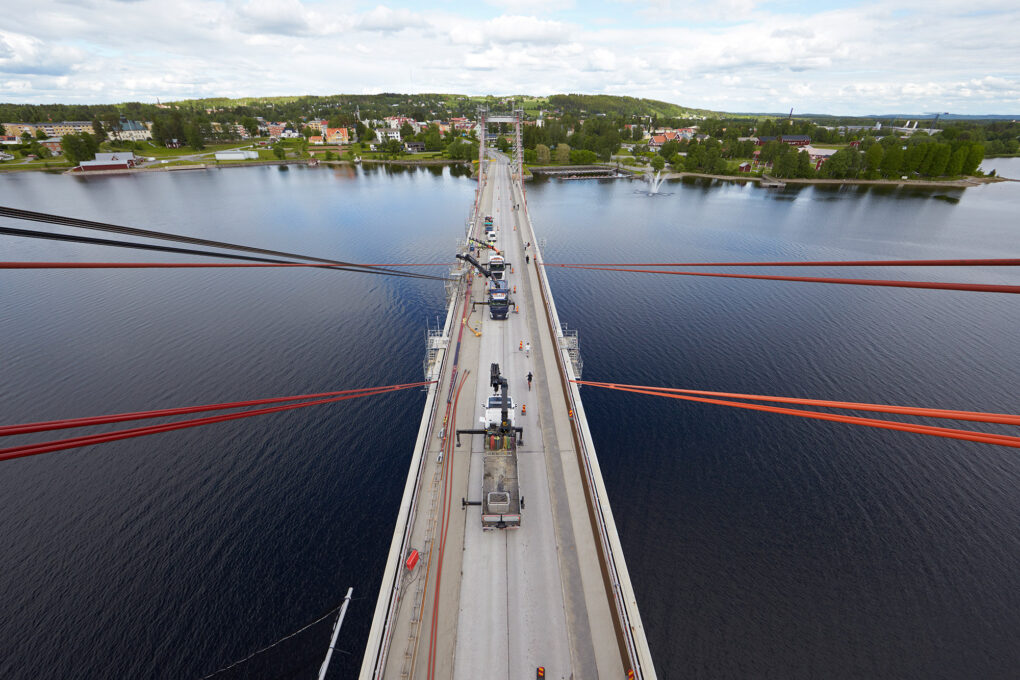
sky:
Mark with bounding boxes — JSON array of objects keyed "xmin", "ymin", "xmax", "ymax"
[{"xmin": 1, "ymin": 0, "xmax": 1018, "ymax": 115}]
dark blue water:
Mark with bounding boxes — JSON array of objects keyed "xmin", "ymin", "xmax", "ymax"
[{"xmin": 2, "ymin": 163, "xmax": 1018, "ymax": 679}]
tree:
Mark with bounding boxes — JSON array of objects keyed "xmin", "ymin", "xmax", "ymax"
[
  {"xmin": 961, "ymin": 144, "xmax": 984, "ymax": 175},
  {"xmin": 945, "ymin": 146, "xmax": 967, "ymax": 176},
  {"xmin": 35, "ymin": 128, "xmax": 48, "ymax": 140},
  {"xmin": 272, "ymin": 143, "xmax": 286, "ymax": 159},
  {"xmin": 774, "ymin": 150, "xmax": 797, "ymax": 178},
  {"xmin": 186, "ymin": 124, "xmax": 205, "ymax": 150},
  {"xmin": 649, "ymin": 155, "xmax": 665, "ymax": 171},
  {"xmin": 795, "ymin": 149, "xmax": 814, "ymax": 178},
  {"xmin": 363, "ymin": 128, "xmax": 377, "ymax": 143},
  {"xmin": 880, "ymin": 144, "xmax": 904, "ymax": 178},
  {"xmin": 302, "ymin": 126, "xmax": 314, "ymax": 139},
  {"xmin": 659, "ymin": 140, "xmax": 680, "ymax": 158},
  {"xmin": 446, "ymin": 140, "xmax": 477, "ymax": 161},
  {"xmin": 555, "ymin": 143, "xmax": 570, "ymax": 164},
  {"xmin": 241, "ymin": 117, "xmax": 259, "ymax": 137},
  {"xmin": 535, "ymin": 143, "xmax": 550, "ymax": 164},
  {"xmin": 924, "ymin": 143, "xmax": 951, "ymax": 176},
  {"xmin": 62, "ymin": 132, "xmax": 100, "ymax": 164},
  {"xmin": 400, "ymin": 122, "xmax": 415, "ymax": 140},
  {"xmin": 570, "ymin": 149, "xmax": 598, "ymax": 164},
  {"xmin": 865, "ymin": 143, "xmax": 884, "ymax": 178},
  {"xmin": 91, "ymin": 118, "xmax": 106, "ymax": 143}
]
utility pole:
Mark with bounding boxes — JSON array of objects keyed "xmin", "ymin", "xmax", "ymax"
[{"xmin": 317, "ymin": 587, "xmax": 354, "ymax": 680}]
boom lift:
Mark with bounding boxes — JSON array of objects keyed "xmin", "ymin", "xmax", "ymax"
[{"xmin": 456, "ymin": 253, "xmax": 513, "ymax": 319}]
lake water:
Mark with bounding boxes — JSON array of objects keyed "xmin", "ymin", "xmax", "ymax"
[{"xmin": 1, "ymin": 162, "xmax": 1018, "ymax": 679}]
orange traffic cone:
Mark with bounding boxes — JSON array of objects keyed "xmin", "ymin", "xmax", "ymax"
[
  {"xmin": 522, "ymin": 404, "xmax": 526, "ymax": 415},
  {"xmin": 513, "ymin": 286, "xmax": 516, "ymax": 294},
  {"xmin": 519, "ymin": 340, "xmax": 523, "ymax": 351}
]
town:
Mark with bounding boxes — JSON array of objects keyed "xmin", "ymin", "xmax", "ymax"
[{"xmin": 1, "ymin": 94, "xmax": 1015, "ymax": 182}]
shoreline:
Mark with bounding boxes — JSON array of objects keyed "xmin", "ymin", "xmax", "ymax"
[
  {"xmin": 610, "ymin": 165, "xmax": 1008, "ymax": 188},
  {"xmin": 1, "ymin": 157, "xmax": 1010, "ymax": 187},
  {"xmin": 18, "ymin": 157, "xmax": 471, "ymax": 176}
]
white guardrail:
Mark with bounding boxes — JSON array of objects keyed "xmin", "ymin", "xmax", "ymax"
[
  {"xmin": 513, "ymin": 178, "xmax": 657, "ymax": 680},
  {"xmin": 359, "ymin": 179, "xmax": 486, "ymax": 679}
]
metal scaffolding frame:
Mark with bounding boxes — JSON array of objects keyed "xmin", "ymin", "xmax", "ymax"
[
  {"xmin": 486, "ymin": 103, "xmax": 524, "ymax": 181},
  {"xmin": 476, "ymin": 106, "xmax": 487, "ymax": 187},
  {"xmin": 559, "ymin": 322, "xmax": 583, "ymax": 379}
]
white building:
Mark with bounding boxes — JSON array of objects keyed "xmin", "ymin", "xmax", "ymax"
[
  {"xmin": 215, "ymin": 150, "xmax": 259, "ymax": 161},
  {"xmin": 108, "ymin": 121, "xmax": 152, "ymax": 141}
]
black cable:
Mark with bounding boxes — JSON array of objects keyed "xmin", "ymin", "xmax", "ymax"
[
  {"xmin": 0, "ymin": 205, "xmax": 449, "ymax": 281},
  {"xmin": 0, "ymin": 227, "xmax": 451, "ymax": 282}
]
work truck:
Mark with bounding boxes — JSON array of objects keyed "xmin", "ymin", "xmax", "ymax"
[{"xmin": 466, "ymin": 364, "xmax": 522, "ymax": 529}]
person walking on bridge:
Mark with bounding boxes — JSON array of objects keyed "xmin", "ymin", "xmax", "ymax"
[{"xmin": 527, "ymin": 371, "xmax": 533, "ymax": 391}]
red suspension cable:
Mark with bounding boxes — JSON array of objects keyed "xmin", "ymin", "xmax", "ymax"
[
  {"xmin": 0, "ymin": 262, "xmax": 447, "ymax": 269},
  {"xmin": 544, "ymin": 264, "xmax": 1020, "ymax": 294},
  {"xmin": 0, "ymin": 382, "xmax": 435, "ymax": 437},
  {"xmin": 573, "ymin": 381, "xmax": 1020, "ymax": 449},
  {"xmin": 0, "ymin": 382, "xmax": 434, "ymax": 462}
]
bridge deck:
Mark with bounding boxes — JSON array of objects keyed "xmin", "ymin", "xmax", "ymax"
[{"xmin": 361, "ymin": 155, "xmax": 653, "ymax": 680}]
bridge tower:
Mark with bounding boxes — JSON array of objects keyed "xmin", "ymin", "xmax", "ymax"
[
  {"xmin": 484, "ymin": 104, "xmax": 524, "ymax": 182},
  {"xmin": 476, "ymin": 106, "xmax": 487, "ymax": 187},
  {"xmin": 511, "ymin": 107, "xmax": 524, "ymax": 182}
]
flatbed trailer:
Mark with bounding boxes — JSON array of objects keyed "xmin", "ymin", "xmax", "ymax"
[{"xmin": 482, "ymin": 437, "xmax": 521, "ymax": 529}]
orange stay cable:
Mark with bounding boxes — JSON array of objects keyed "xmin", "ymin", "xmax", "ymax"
[
  {"xmin": 574, "ymin": 381, "xmax": 1020, "ymax": 426},
  {"xmin": 546, "ymin": 258, "xmax": 1020, "ymax": 267},
  {"xmin": 544, "ymin": 264, "xmax": 1020, "ymax": 294},
  {"xmin": 573, "ymin": 382, "xmax": 1020, "ymax": 449}
]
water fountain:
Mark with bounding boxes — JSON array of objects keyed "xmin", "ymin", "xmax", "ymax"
[{"xmin": 646, "ymin": 169, "xmax": 666, "ymax": 195}]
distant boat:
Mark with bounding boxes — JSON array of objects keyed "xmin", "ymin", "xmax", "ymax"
[{"xmin": 354, "ymin": 156, "xmax": 362, "ymax": 164}]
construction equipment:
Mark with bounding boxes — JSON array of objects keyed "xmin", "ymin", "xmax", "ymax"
[
  {"xmin": 456, "ymin": 253, "xmax": 514, "ymax": 319},
  {"xmin": 455, "ymin": 363, "xmax": 523, "ymax": 529}
]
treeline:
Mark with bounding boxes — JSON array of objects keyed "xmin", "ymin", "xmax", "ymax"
[
  {"xmin": 546, "ymin": 94, "xmax": 695, "ymax": 119},
  {"xmin": 817, "ymin": 138, "xmax": 985, "ymax": 180}
]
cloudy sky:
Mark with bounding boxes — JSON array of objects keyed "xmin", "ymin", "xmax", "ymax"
[{"xmin": 2, "ymin": 0, "xmax": 1018, "ymax": 114}]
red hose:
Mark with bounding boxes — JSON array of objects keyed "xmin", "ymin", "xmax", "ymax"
[{"xmin": 542, "ymin": 264, "xmax": 1020, "ymax": 294}]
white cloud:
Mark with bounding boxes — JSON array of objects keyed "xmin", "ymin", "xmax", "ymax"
[
  {"xmin": 0, "ymin": 30, "xmax": 85, "ymax": 76},
  {"xmin": 0, "ymin": 0, "xmax": 1017, "ymax": 114},
  {"xmin": 353, "ymin": 5, "xmax": 419, "ymax": 32}
]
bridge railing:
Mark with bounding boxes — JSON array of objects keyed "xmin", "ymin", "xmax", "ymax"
[
  {"xmin": 512, "ymin": 174, "xmax": 656, "ymax": 680},
  {"xmin": 359, "ymin": 178, "xmax": 485, "ymax": 680}
]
